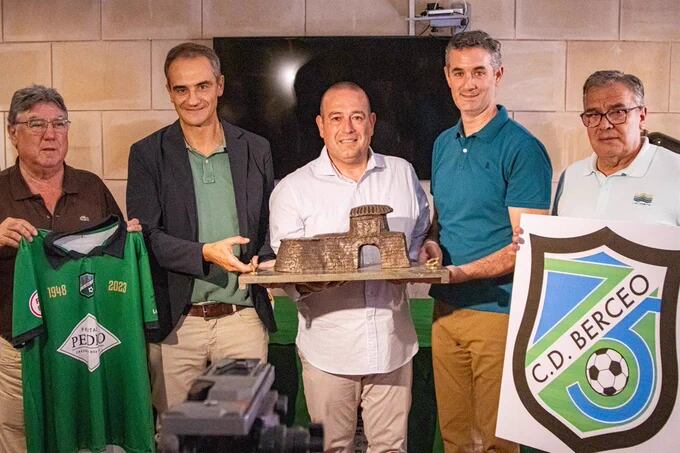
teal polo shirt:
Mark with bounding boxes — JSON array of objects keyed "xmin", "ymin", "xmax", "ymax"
[
  {"xmin": 429, "ymin": 105, "xmax": 552, "ymax": 313},
  {"xmin": 187, "ymin": 143, "xmax": 251, "ymax": 306}
]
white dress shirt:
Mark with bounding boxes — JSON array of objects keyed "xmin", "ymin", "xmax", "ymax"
[{"xmin": 269, "ymin": 148, "xmax": 430, "ymax": 375}]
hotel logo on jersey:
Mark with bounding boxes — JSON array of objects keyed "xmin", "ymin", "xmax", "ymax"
[
  {"xmin": 512, "ymin": 227, "xmax": 680, "ymax": 452},
  {"xmin": 58, "ymin": 314, "xmax": 120, "ymax": 372}
]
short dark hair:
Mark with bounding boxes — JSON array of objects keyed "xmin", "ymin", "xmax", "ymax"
[
  {"xmin": 319, "ymin": 81, "xmax": 372, "ymax": 114},
  {"xmin": 445, "ymin": 30, "xmax": 502, "ymax": 69},
  {"xmin": 8, "ymin": 85, "xmax": 67, "ymax": 125},
  {"xmin": 582, "ymin": 70, "xmax": 645, "ymax": 106},
  {"xmin": 164, "ymin": 42, "xmax": 221, "ymax": 80}
]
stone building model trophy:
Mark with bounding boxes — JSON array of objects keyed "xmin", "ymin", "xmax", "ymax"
[
  {"xmin": 239, "ymin": 204, "xmax": 449, "ymax": 288},
  {"xmin": 274, "ymin": 204, "xmax": 409, "ymax": 273}
]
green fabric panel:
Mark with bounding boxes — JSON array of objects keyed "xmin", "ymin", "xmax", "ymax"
[
  {"xmin": 409, "ymin": 298, "xmax": 434, "ymax": 347},
  {"xmin": 268, "ymin": 297, "xmax": 300, "ymax": 344}
]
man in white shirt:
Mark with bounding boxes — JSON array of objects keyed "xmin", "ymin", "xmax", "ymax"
[
  {"xmin": 269, "ymin": 81, "xmax": 430, "ymax": 453},
  {"xmin": 554, "ymin": 70, "xmax": 680, "ymax": 225}
]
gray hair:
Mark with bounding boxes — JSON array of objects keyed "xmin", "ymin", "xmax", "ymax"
[
  {"xmin": 582, "ymin": 70, "xmax": 645, "ymax": 106},
  {"xmin": 164, "ymin": 42, "xmax": 221, "ymax": 80},
  {"xmin": 319, "ymin": 81, "xmax": 372, "ymax": 114},
  {"xmin": 8, "ymin": 85, "xmax": 67, "ymax": 125},
  {"xmin": 445, "ymin": 30, "xmax": 502, "ymax": 70}
]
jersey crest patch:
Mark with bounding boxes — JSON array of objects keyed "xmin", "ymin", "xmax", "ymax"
[
  {"xmin": 57, "ymin": 314, "xmax": 121, "ymax": 372},
  {"xmin": 79, "ymin": 273, "xmax": 95, "ymax": 298},
  {"xmin": 29, "ymin": 291, "xmax": 41, "ymax": 318}
]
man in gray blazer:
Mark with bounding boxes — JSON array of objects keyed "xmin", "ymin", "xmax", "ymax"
[{"xmin": 126, "ymin": 43, "xmax": 276, "ymax": 415}]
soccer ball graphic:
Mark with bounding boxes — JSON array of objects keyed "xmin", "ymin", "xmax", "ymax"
[{"xmin": 586, "ymin": 348, "xmax": 629, "ymax": 396}]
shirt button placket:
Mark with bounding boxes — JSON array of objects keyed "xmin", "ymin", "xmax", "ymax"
[
  {"xmin": 458, "ymin": 138, "xmax": 469, "ymax": 171},
  {"xmin": 595, "ymin": 178, "xmax": 611, "ymax": 215},
  {"xmin": 365, "ymin": 282, "xmax": 379, "ymax": 370}
]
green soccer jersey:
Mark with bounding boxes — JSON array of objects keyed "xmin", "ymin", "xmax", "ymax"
[{"xmin": 12, "ymin": 216, "xmax": 158, "ymax": 453}]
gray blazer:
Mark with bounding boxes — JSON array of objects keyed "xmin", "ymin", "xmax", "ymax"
[{"xmin": 127, "ymin": 119, "xmax": 276, "ymax": 342}]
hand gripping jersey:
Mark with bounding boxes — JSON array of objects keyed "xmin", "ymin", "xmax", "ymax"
[{"xmin": 12, "ymin": 216, "xmax": 158, "ymax": 453}]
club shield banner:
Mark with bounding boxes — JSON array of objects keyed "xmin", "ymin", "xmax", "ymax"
[{"xmin": 498, "ymin": 216, "xmax": 680, "ymax": 452}]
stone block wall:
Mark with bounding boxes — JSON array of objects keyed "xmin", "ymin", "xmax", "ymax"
[{"xmin": 1, "ymin": 0, "xmax": 678, "ymax": 213}]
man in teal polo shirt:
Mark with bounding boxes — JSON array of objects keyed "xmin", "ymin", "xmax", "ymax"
[{"xmin": 419, "ymin": 30, "xmax": 552, "ymax": 452}]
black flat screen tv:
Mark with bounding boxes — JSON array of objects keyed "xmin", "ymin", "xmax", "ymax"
[{"xmin": 214, "ymin": 37, "xmax": 459, "ymax": 179}]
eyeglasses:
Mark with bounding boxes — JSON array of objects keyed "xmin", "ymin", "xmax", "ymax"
[
  {"xmin": 14, "ymin": 118, "xmax": 71, "ymax": 134},
  {"xmin": 580, "ymin": 106, "xmax": 642, "ymax": 128}
]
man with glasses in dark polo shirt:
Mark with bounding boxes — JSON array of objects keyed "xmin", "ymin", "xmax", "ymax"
[
  {"xmin": 0, "ymin": 85, "xmax": 139, "ymax": 452},
  {"xmin": 126, "ymin": 43, "xmax": 276, "ymax": 417}
]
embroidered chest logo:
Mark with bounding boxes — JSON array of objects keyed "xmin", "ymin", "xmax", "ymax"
[
  {"xmin": 57, "ymin": 314, "xmax": 120, "ymax": 372},
  {"xmin": 79, "ymin": 273, "xmax": 95, "ymax": 298},
  {"xmin": 633, "ymin": 192, "xmax": 653, "ymax": 206}
]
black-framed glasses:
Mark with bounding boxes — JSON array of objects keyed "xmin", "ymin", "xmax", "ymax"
[
  {"xmin": 580, "ymin": 106, "xmax": 643, "ymax": 128},
  {"xmin": 14, "ymin": 118, "xmax": 71, "ymax": 135}
]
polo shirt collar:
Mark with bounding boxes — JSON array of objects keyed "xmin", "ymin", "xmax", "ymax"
[
  {"xmin": 44, "ymin": 215, "xmax": 126, "ymax": 269},
  {"xmin": 312, "ymin": 146, "xmax": 384, "ymax": 177},
  {"xmin": 9, "ymin": 160, "xmax": 77, "ymax": 200},
  {"xmin": 184, "ymin": 122, "xmax": 227, "ymax": 156},
  {"xmin": 185, "ymin": 139, "xmax": 227, "ymax": 157},
  {"xmin": 8, "ymin": 161, "xmax": 33, "ymax": 201},
  {"xmin": 455, "ymin": 105, "xmax": 509, "ymax": 142},
  {"xmin": 61, "ymin": 164, "xmax": 80, "ymax": 194},
  {"xmin": 584, "ymin": 137, "xmax": 654, "ymax": 177}
]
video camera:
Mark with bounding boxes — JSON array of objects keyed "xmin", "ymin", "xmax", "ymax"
[{"xmin": 158, "ymin": 358, "xmax": 323, "ymax": 453}]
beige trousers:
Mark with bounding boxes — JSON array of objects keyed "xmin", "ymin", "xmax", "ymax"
[
  {"xmin": 299, "ymin": 351, "xmax": 412, "ymax": 453},
  {"xmin": 148, "ymin": 307, "xmax": 268, "ymax": 414},
  {"xmin": 432, "ymin": 304, "xmax": 518, "ymax": 453},
  {"xmin": 0, "ymin": 336, "xmax": 26, "ymax": 453}
]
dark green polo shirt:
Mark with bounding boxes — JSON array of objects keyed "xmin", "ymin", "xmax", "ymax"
[{"xmin": 188, "ymin": 143, "xmax": 251, "ymax": 306}]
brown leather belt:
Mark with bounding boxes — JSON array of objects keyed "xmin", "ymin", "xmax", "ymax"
[{"xmin": 187, "ymin": 303, "xmax": 246, "ymax": 319}]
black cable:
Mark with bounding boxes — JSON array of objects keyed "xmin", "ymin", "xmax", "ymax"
[{"xmin": 418, "ymin": 24, "xmax": 432, "ymax": 36}]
